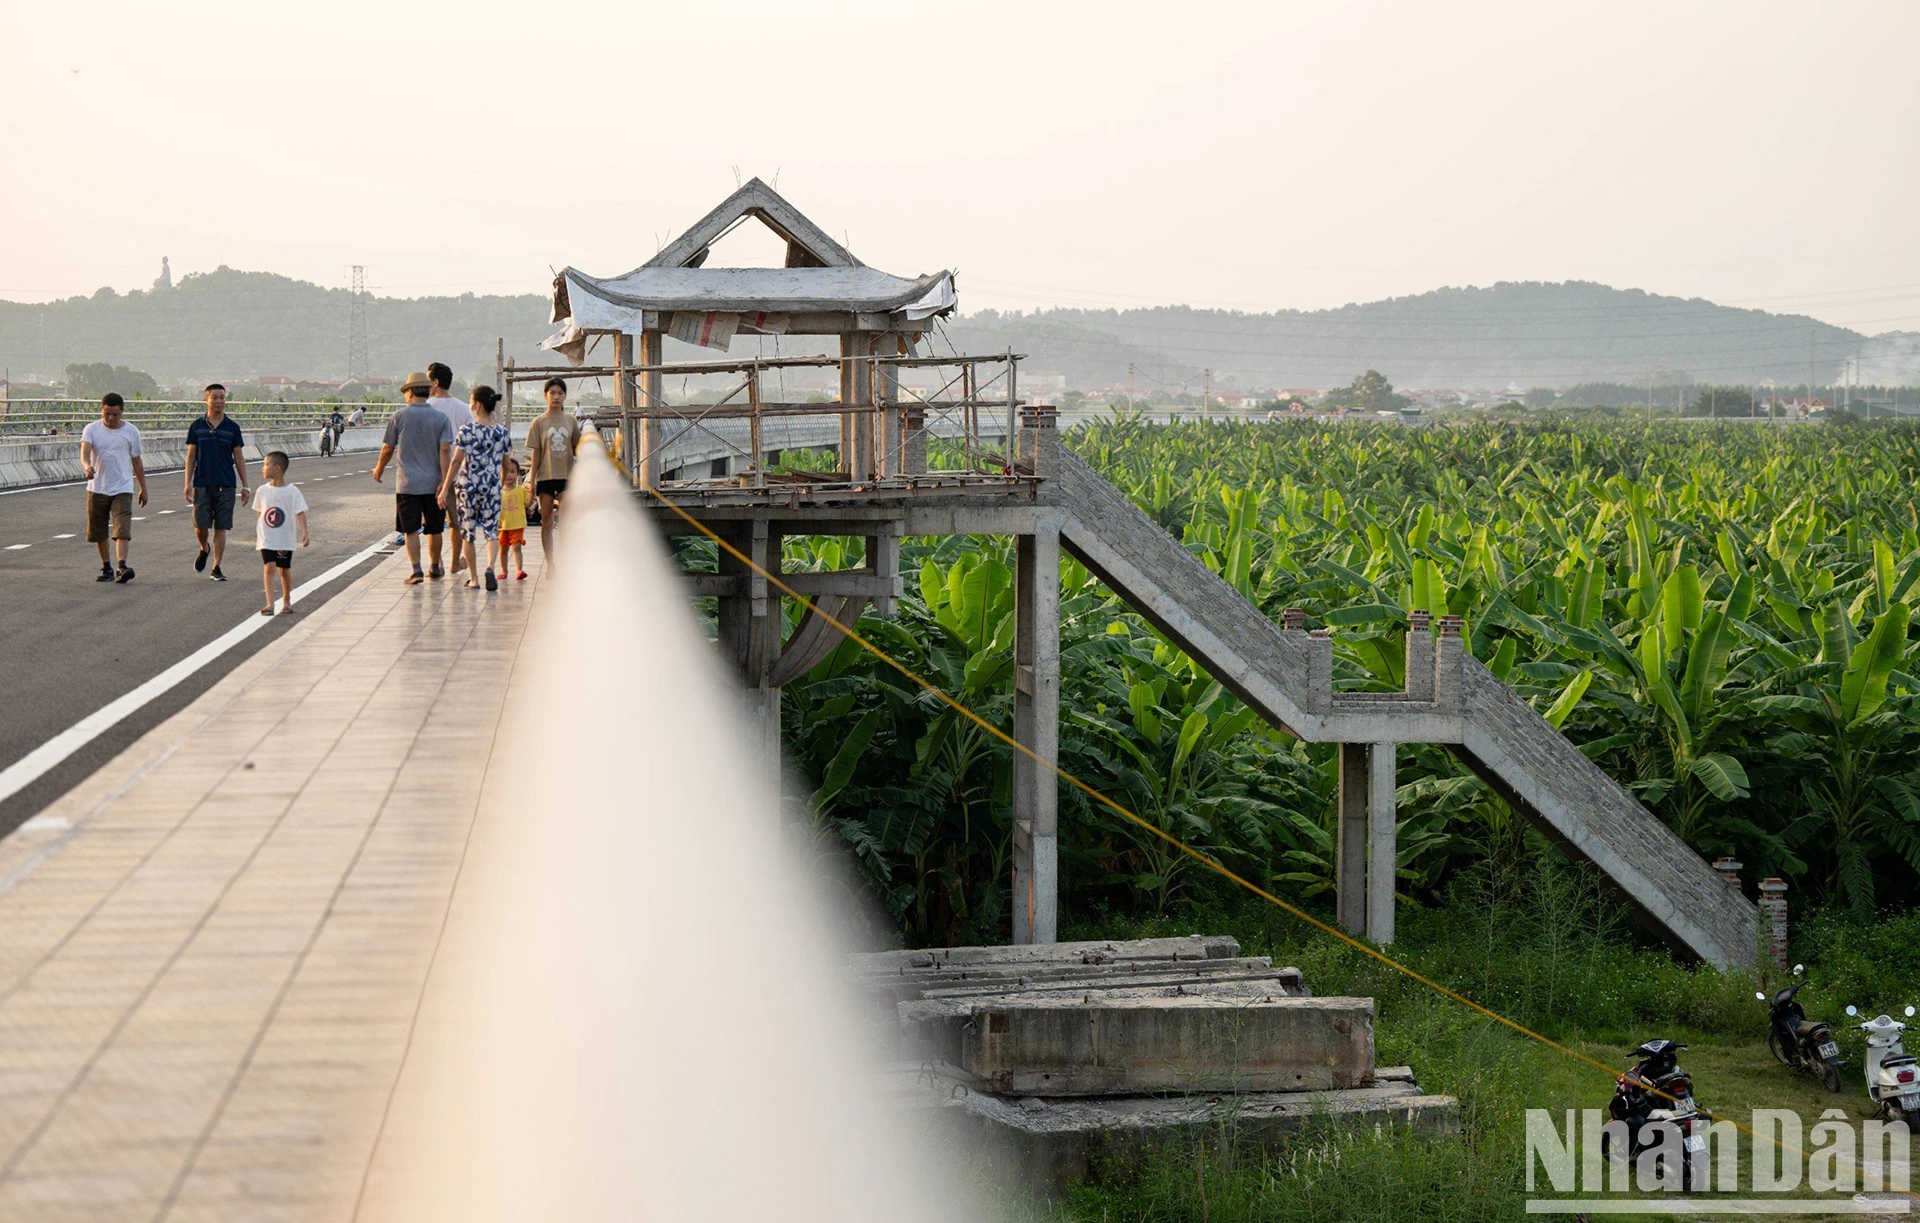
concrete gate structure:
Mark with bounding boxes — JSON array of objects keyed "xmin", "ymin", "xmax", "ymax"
[{"xmin": 508, "ymin": 180, "xmax": 1759, "ymax": 969}]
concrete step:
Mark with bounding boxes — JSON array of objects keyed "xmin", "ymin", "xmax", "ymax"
[
  {"xmin": 900, "ymin": 971, "xmax": 1310, "ymax": 1064},
  {"xmin": 864, "ymin": 955, "xmax": 1294, "ymax": 1003},
  {"xmin": 883, "ymin": 1059, "xmax": 1456, "ymax": 1200},
  {"xmin": 1044, "ymin": 436, "xmax": 1757, "ymax": 970},
  {"xmin": 912, "ymin": 960, "xmax": 1299, "ymax": 1000},
  {"xmin": 959, "ymin": 994, "xmax": 1375, "ymax": 1097},
  {"xmin": 851, "ymin": 934, "xmax": 1239, "ymax": 978}
]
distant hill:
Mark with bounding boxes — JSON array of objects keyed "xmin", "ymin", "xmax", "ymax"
[
  {"xmin": 0, "ymin": 268, "xmax": 550, "ymax": 388},
  {"xmin": 1016, "ymin": 281, "xmax": 1870, "ymax": 389},
  {"xmin": 0, "ymin": 271, "xmax": 1894, "ymax": 391}
]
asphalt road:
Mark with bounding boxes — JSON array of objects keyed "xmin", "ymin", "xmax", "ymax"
[{"xmin": 0, "ymin": 450, "xmax": 420, "ymax": 837}]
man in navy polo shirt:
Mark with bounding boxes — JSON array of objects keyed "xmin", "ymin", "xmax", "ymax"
[{"xmin": 184, "ymin": 383, "xmax": 251, "ymax": 582}]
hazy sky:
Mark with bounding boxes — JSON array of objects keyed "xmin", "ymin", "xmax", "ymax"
[{"xmin": 4, "ymin": 1, "xmax": 1918, "ymax": 332}]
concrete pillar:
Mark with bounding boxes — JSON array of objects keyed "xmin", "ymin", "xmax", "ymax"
[
  {"xmin": 717, "ymin": 519, "xmax": 782, "ymax": 786},
  {"xmin": 1012, "ymin": 523, "xmax": 1062, "ymax": 944},
  {"xmin": 877, "ymin": 336, "xmax": 904, "ymax": 477},
  {"xmin": 1336, "ymin": 743, "xmax": 1370, "ymax": 936},
  {"xmin": 612, "ymin": 332, "xmax": 637, "ymax": 483},
  {"xmin": 1367, "ymin": 742, "xmax": 1396, "ymax": 944},
  {"xmin": 838, "ymin": 332, "xmax": 874, "ymax": 481},
  {"xmin": 866, "ymin": 532, "xmax": 900, "ymax": 617},
  {"xmin": 637, "ymin": 329, "xmax": 663, "ymax": 488}
]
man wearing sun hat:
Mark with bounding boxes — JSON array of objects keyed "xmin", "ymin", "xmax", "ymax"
[{"xmin": 371, "ymin": 371, "xmax": 454, "ymax": 584}]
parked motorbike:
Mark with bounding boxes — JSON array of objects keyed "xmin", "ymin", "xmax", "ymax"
[
  {"xmin": 1845, "ymin": 1003, "xmax": 1920, "ymax": 1122},
  {"xmin": 1604, "ymin": 1038, "xmax": 1710, "ymax": 1188},
  {"xmin": 1758, "ymin": 963, "xmax": 1843, "ymax": 1092}
]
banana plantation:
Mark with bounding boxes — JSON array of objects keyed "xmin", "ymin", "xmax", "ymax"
[{"xmin": 766, "ymin": 417, "xmax": 1920, "ymax": 946}]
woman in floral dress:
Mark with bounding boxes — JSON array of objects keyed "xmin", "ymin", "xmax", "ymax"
[{"xmin": 436, "ymin": 385, "xmax": 512, "ymax": 591}]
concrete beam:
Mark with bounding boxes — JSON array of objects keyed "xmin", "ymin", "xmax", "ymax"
[{"xmin": 681, "ymin": 570, "xmax": 901, "ymax": 599}]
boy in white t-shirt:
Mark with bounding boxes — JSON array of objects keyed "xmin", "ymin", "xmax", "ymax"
[{"xmin": 253, "ymin": 450, "xmax": 310, "ymax": 615}]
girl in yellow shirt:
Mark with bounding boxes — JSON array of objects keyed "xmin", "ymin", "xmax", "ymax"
[{"xmin": 498, "ymin": 456, "xmax": 531, "ymax": 580}]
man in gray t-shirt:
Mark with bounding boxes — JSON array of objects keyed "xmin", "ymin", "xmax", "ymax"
[{"xmin": 372, "ymin": 372, "xmax": 454, "ymax": 584}]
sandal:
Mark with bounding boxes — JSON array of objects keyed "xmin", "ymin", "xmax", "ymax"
[
  {"xmin": 464, "ymin": 579, "xmax": 480, "ymax": 588},
  {"xmin": 260, "ymin": 606, "xmax": 275, "ymax": 616}
]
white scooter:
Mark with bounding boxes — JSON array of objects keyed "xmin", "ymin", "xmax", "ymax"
[{"xmin": 1845, "ymin": 1003, "xmax": 1920, "ymax": 1122}]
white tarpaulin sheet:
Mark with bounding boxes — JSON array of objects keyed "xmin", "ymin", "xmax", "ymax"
[
  {"xmin": 666, "ymin": 312, "xmax": 740, "ymax": 349},
  {"xmin": 551, "ymin": 265, "xmax": 956, "ymax": 339}
]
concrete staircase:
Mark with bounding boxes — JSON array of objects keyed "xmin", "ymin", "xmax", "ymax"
[{"xmin": 1043, "ymin": 439, "xmax": 1757, "ymax": 970}]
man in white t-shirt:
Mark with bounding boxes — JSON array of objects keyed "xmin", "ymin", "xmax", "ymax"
[
  {"xmin": 79, "ymin": 393, "xmax": 148, "ymax": 584},
  {"xmin": 425, "ymin": 362, "xmax": 472, "ymax": 574}
]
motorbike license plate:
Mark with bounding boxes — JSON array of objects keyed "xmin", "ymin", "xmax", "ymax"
[
  {"xmin": 1902, "ymin": 1091, "xmax": 1920, "ymax": 1110},
  {"xmin": 1819, "ymin": 1041, "xmax": 1840, "ymax": 1059},
  {"xmin": 1685, "ymin": 1134, "xmax": 1707, "ymax": 1152}
]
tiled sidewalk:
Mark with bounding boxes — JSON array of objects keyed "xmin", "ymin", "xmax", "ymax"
[{"xmin": 0, "ymin": 555, "xmax": 541, "ymax": 1221}]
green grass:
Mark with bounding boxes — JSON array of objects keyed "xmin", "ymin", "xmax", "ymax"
[{"xmin": 1036, "ymin": 866, "xmax": 1920, "ymax": 1222}]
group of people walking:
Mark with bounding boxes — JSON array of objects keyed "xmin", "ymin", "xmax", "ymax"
[
  {"xmin": 373, "ymin": 364, "xmax": 579, "ymax": 589},
  {"xmin": 81, "ymin": 380, "xmax": 310, "ymax": 612},
  {"xmin": 78, "ymin": 362, "xmax": 583, "ymax": 607}
]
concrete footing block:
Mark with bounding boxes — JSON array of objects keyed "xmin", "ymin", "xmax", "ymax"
[
  {"xmin": 960, "ymin": 994, "xmax": 1376, "ymax": 1096},
  {"xmin": 890, "ymin": 1062, "xmax": 1458, "ymax": 1201}
]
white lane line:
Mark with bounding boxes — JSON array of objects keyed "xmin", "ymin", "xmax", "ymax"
[
  {"xmin": 0, "ymin": 480, "xmax": 85, "ymax": 496},
  {"xmin": 0, "ymin": 537, "xmax": 394, "ymax": 807},
  {"xmin": 53, "ymin": 534, "xmax": 74, "ymax": 539},
  {"xmin": 158, "ymin": 510, "xmax": 176, "ymax": 515},
  {"xmin": 133, "ymin": 516, "xmax": 147, "ymax": 521},
  {"xmin": 5, "ymin": 544, "xmax": 29, "ymax": 551}
]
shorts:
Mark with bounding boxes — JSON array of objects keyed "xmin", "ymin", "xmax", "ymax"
[
  {"xmin": 535, "ymin": 478, "xmax": 568, "ymax": 499},
  {"xmin": 193, "ymin": 485, "xmax": 237, "ymax": 531},
  {"xmin": 394, "ymin": 492, "xmax": 446, "ymax": 536},
  {"xmin": 499, "ymin": 528, "xmax": 525, "ymax": 548},
  {"xmin": 260, "ymin": 549, "xmax": 293, "ymax": 569},
  {"xmin": 85, "ymin": 492, "xmax": 132, "ymax": 543}
]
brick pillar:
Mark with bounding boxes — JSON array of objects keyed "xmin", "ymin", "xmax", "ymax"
[
  {"xmin": 1434, "ymin": 615, "xmax": 1464, "ymax": 705},
  {"xmin": 1306, "ymin": 628, "xmax": 1333, "ymax": 712},
  {"xmin": 1282, "ymin": 608, "xmax": 1306, "ymax": 632},
  {"xmin": 1758, "ymin": 878, "xmax": 1789, "ymax": 977},
  {"xmin": 901, "ymin": 406, "xmax": 928, "ymax": 475},
  {"xmin": 1017, "ymin": 404, "xmax": 1057, "ymax": 478},
  {"xmin": 1405, "ymin": 609, "xmax": 1434, "ymax": 700},
  {"xmin": 1712, "ymin": 857, "xmax": 1744, "ymax": 892}
]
